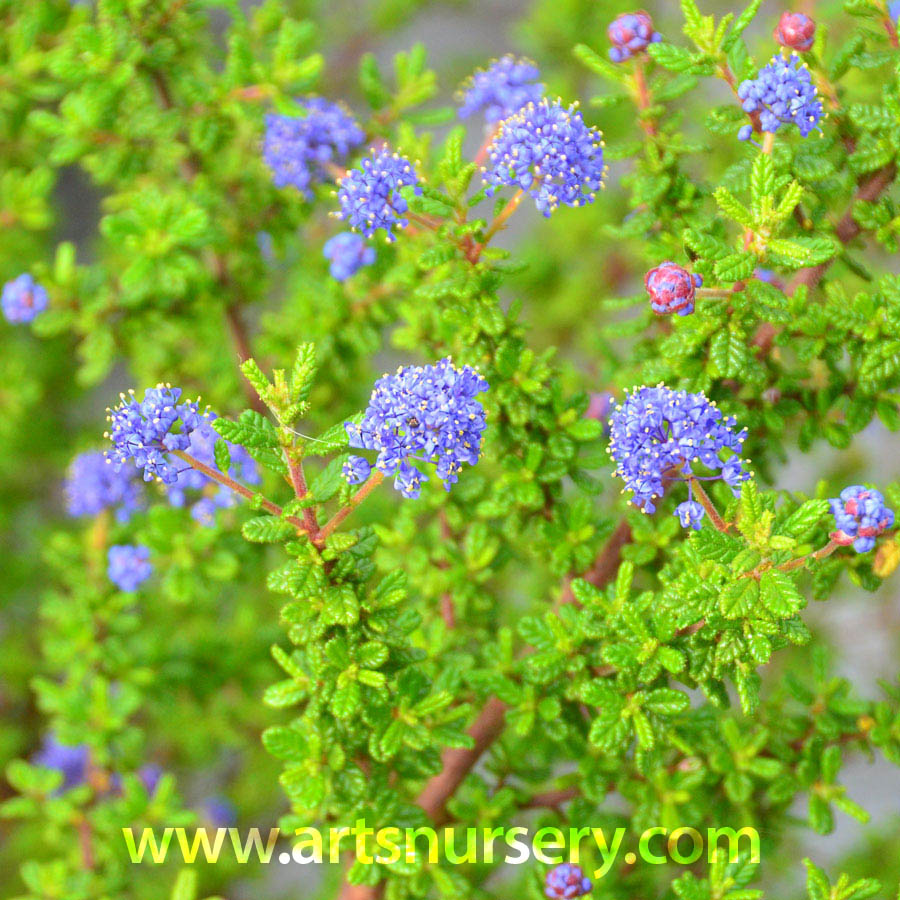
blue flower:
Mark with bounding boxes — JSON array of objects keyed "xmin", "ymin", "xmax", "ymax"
[
  {"xmin": 32, "ymin": 735, "xmax": 90, "ymax": 791},
  {"xmin": 336, "ymin": 147, "xmax": 421, "ymax": 241},
  {"xmin": 343, "ymin": 455, "xmax": 372, "ymax": 485},
  {"xmin": 138, "ymin": 764, "xmax": 163, "ymax": 796},
  {"xmin": 107, "ymin": 544, "xmax": 153, "ymax": 591},
  {"xmin": 263, "ymin": 97, "xmax": 364, "ymax": 198},
  {"xmin": 105, "ymin": 385, "xmax": 204, "ymax": 484},
  {"xmin": 164, "ymin": 414, "xmax": 259, "ymax": 526},
  {"xmin": 482, "ymin": 99, "xmax": 606, "ymax": 217},
  {"xmin": 2, "ymin": 274, "xmax": 48, "ymax": 324},
  {"xmin": 891, "ymin": 0, "xmax": 900, "ymax": 24},
  {"xmin": 457, "ymin": 55, "xmax": 544, "ymax": 123},
  {"xmin": 65, "ymin": 451, "xmax": 144, "ymax": 521},
  {"xmin": 608, "ymin": 11, "xmax": 662, "ymax": 63},
  {"xmin": 676, "ymin": 500, "xmax": 705, "ymax": 530},
  {"xmin": 200, "ymin": 796, "xmax": 237, "ymax": 828},
  {"xmin": 607, "ymin": 385, "xmax": 749, "ymax": 518},
  {"xmin": 545, "ymin": 862, "xmax": 592, "ymax": 899},
  {"xmin": 737, "ymin": 54, "xmax": 823, "ymax": 137},
  {"xmin": 345, "ymin": 359, "xmax": 489, "ymax": 498},
  {"xmin": 645, "ymin": 261, "xmax": 702, "ymax": 316},
  {"xmin": 829, "ymin": 485, "xmax": 895, "ymax": 554},
  {"xmin": 323, "ymin": 232, "xmax": 376, "ymax": 281}
]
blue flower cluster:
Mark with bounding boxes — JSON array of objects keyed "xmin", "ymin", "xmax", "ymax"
[
  {"xmin": 607, "ymin": 385, "xmax": 749, "ymax": 526},
  {"xmin": 607, "ymin": 11, "xmax": 661, "ymax": 63},
  {"xmin": 105, "ymin": 385, "xmax": 203, "ymax": 483},
  {"xmin": 737, "ymin": 54, "xmax": 823, "ymax": 137},
  {"xmin": 65, "ymin": 451, "xmax": 144, "ymax": 521},
  {"xmin": 32, "ymin": 734, "xmax": 90, "ymax": 791},
  {"xmin": 164, "ymin": 415, "xmax": 260, "ymax": 527},
  {"xmin": 344, "ymin": 359, "xmax": 489, "ymax": 498},
  {"xmin": 457, "ymin": 55, "xmax": 544, "ymax": 123},
  {"xmin": 2, "ymin": 273, "xmax": 48, "ymax": 324},
  {"xmin": 829, "ymin": 486, "xmax": 895, "ymax": 553},
  {"xmin": 107, "ymin": 544, "xmax": 152, "ymax": 591},
  {"xmin": 323, "ymin": 231, "xmax": 376, "ymax": 281},
  {"xmin": 263, "ymin": 97, "xmax": 364, "ymax": 197},
  {"xmin": 336, "ymin": 148, "xmax": 421, "ymax": 241},
  {"xmin": 545, "ymin": 863, "xmax": 592, "ymax": 899},
  {"xmin": 482, "ymin": 98, "xmax": 606, "ymax": 217}
]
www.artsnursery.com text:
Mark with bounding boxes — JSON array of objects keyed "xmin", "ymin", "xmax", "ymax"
[{"xmin": 122, "ymin": 823, "xmax": 760, "ymax": 878}]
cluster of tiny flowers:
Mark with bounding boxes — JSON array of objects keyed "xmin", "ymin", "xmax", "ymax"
[
  {"xmin": 336, "ymin": 148, "xmax": 421, "ymax": 241},
  {"xmin": 482, "ymin": 98, "xmax": 605, "ymax": 217},
  {"xmin": 2, "ymin": 273, "xmax": 48, "ymax": 324},
  {"xmin": 107, "ymin": 544, "xmax": 152, "ymax": 591},
  {"xmin": 892, "ymin": 0, "xmax": 900, "ymax": 24},
  {"xmin": 607, "ymin": 385, "xmax": 750, "ymax": 525},
  {"xmin": 32, "ymin": 734, "xmax": 90, "ymax": 791},
  {"xmin": 829, "ymin": 486, "xmax": 895, "ymax": 553},
  {"xmin": 774, "ymin": 11, "xmax": 816, "ymax": 52},
  {"xmin": 545, "ymin": 863, "xmax": 592, "ymax": 899},
  {"xmin": 456, "ymin": 55, "xmax": 544, "ymax": 123},
  {"xmin": 607, "ymin": 11, "xmax": 661, "ymax": 62},
  {"xmin": 263, "ymin": 97, "xmax": 364, "ymax": 197},
  {"xmin": 323, "ymin": 231, "xmax": 376, "ymax": 281},
  {"xmin": 165, "ymin": 415, "xmax": 260, "ymax": 527},
  {"xmin": 645, "ymin": 261, "xmax": 702, "ymax": 316},
  {"xmin": 65, "ymin": 451, "xmax": 143, "ymax": 522},
  {"xmin": 737, "ymin": 54, "xmax": 823, "ymax": 138},
  {"xmin": 344, "ymin": 359, "xmax": 489, "ymax": 498},
  {"xmin": 105, "ymin": 385, "xmax": 203, "ymax": 483}
]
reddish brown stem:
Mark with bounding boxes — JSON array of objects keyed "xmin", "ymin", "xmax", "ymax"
[
  {"xmin": 632, "ymin": 58, "xmax": 657, "ymax": 137},
  {"xmin": 883, "ymin": 14, "xmax": 900, "ymax": 49},
  {"xmin": 285, "ymin": 453, "xmax": 320, "ymax": 535},
  {"xmin": 171, "ymin": 449, "xmax": 309, "ymax": 534},
  {"xmin": 416, "ymin": 696, "xmax": 510, "ymax": 826},
  {"xmin": 440, "ymin": 593, "xmax": 456, "ymax": 628},
  {"xmin": 473, "ymin": 125, "xmax": 500, "ymax": 167},
  {"xmin": 523, "ymin": 786, "xmax": 580, "ymax": 809},
  {"xmin": 778, "ymin": 538, "xmax": 841, "ymax": 572},
  {"xmin": 560, "ymin": 519, "xmax": 633, "ymax": 605},
  {"xmin": 316, "ymin": 471, "xmax": 384, "ymax": 544},
  {"xmin": 690, "ymin": 478, "xmax": 730, "ymax": 533},
  {"xmin": 77, "ymin": 816, "xmax": 95, "ymax": 870},
  {"xmin": 223, "ymin": 302, "xmax": 268, "ymax": 416}
]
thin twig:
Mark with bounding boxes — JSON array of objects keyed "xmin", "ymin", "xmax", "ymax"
[
  {"xmin": 171, "ymin": 449, "xmax": 309, "ymax": 533},
  {"xmin": 316, "ymin": 471, "xmax": 385, "ymax": 544}
]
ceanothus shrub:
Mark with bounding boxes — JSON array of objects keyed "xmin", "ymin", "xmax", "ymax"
[{"xmin": 1, "ymin": 2, "xmax": 900, "ymax": 900}]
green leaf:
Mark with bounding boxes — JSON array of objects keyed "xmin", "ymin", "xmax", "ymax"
[
  {"xmin": 213, "ymin": 438, "xmax": 231, "ymax": 476},
  {"xmin": 644, "ymin": 688, "xmax": 691, "ymax": 714},
  {"xmin": 647, "ymin": 43, "xmax": 697, "ymax": 72},
  {"xmin": 714, "ymin": 187, "xmax": 755, "ymax": 229},
  {"xmin": 708, "ymin": 328, "xmax": 748, "ymax": 378},
  {"xmin": 781, "ymin": 500, "xmax": 829, "ymax": 536},
  {"xmin": 720, "ymin": 577, "xmax": 759, "ymax": 618},
  {"xmin": 750, "ymin": 152, "xmax": 775, "ymax": 211},
  {"xmin": 573, "ymin": 43, "xmax": 624, "ymax": 82},
  {"xmin": 242, "ymin": 516, "xmax": 296, "ymax": 543},
  {"xmin": 322, "ymin": 585, "xmax": 360, "ymax": 626},
  {"xmin": 262, "ymin": 726, "xmax": 308, "ymax": 760},
  {"xmin": 309, "ymin": 456, "xmax": 346, "ymax": 502},
  {"xmin": 170, "ymin": 870, "xmax": 198, "ymax": 900},
  {"xmin": 714, "ymin": 252, "xmax": 757, "ymax": 282},
  {"xmin": 760, "ymin": 569, "xmax": 804, "ymax": 616}
]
